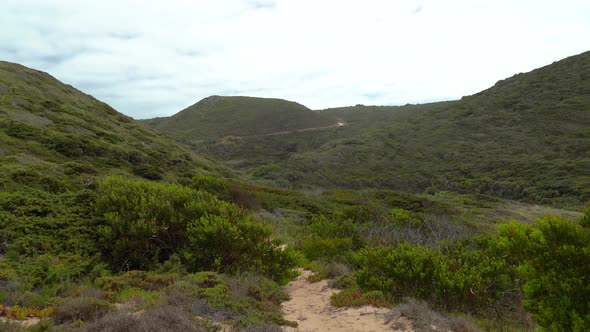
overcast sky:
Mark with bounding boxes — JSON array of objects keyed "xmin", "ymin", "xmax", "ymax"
[{"xmin": 1, "ymin": 0, "xmax": 589, "ymax": 119}]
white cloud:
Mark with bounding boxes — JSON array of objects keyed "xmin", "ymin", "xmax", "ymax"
[{"xmin": 1, "ymin": 0, "xmax": 589, "ymax": 118}]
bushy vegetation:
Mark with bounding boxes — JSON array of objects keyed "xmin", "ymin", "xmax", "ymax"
[
  {"xmin": 148, "ymin": 52, "xmax": 590, "ymax": 208},
  {"xmin": 143, "ymin": 95, "xmax": 335, "ymax": 141},
  {"xmin": 350, "ymin": 213, "xmax": 590, "ymax": 330},
  {"xmin": 496, "ymin": 215, "xmax": 590, "ymax": 331},
  {"xmin": 1, "ymin": 55, "xmax": 588, "ymax": 331},
  {"xmin": 96, "ymin": 176, "xmax": 297, "ymax": 282}
]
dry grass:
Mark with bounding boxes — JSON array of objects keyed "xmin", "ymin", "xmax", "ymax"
[
  {"xmin": 80, "ymin": 305, "xmax": 211, "ymax": 332},
  {"xmin": 53, "ymin": 296, "xmax": 112, "ymax": 323},
  {"xmin": 387, "ymin": 298, "xmax": 480, "ymax": 332},
  {"xmin": 362, "ymin": 214, "xmax": 476, "ymax": 247}
]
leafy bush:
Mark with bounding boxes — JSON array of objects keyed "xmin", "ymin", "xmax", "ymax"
[
  {"xmin": 390, "ymin": 207, "xmax": 422, "ymax": 226},
  {"xmin": 354, "ymin": 240, "xmax": 517, "ymax": 314},
  {"xmin": 298, "ymin": 214, "xmax": 362, "ymax": 260},
  {"xmin": 496, "ymin": 217, "xmax": 590, "ymax": 331},
  {"xmin": 95, "ymin": 176, "xmax": 296, "ymax": 282}
]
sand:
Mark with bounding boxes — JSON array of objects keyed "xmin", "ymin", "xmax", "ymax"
[{"xmin": 281, "ymin": 270, "xmax": 410, "ymax": 332}]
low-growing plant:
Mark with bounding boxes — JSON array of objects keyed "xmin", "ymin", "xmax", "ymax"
[
  {"xmin": 330, "ymin": 288, "xmax": 390, "ymax": 308},
  {"xmin": 53, "ymin": 296, "xmax": 112, "ymax": 323},
  {"xmin": 386, "ymin": 298, "xmax": 480, "ymax": 332},
  {"xmin": 329, "ymin": 274, "xmax": 356, "ymax": 290},
  {"xmin": 117, "ymin": 287, "xmax": 159, "ymax": 307},
  {"xmin": 0, "ymin": 304, "xmax": 54, "ymax": 320}
]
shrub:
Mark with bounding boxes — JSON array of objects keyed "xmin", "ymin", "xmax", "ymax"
[
  {"xmin": 80, "ymin": 311, "xmax": 139, "ymax": 332},
  {"xmin": 386, "ymin": 298, "xmax": 480, "ymax": 332},
  {"xmin": 137, "ymin": 305, "xmax": 204, "ymax": 332},
  {"xmin": 329, "ymin": 274, "xmax": 356, "ymax": 290},
  {"xmin": 300, "ymin": 237, "xmax": 353, "ymax": 261},
  {"xmin": 354, "ymin": 240, "xmax": 517, "ymax": 314},
  {"xmin": 53, "ymin": 296, "xmax": 112, "ymax": 323},
  {"xmin": 95, "ymin": 177, "xmax": 296, "ymax": 282},
  {"xmin": 330, "ymin": 288, "xmax": 390, "ymax": 308},
  {"xmin": 496, "ymin": 217, "xmax": 590, "ymax": 331},
  {"xmin": 298, "ymin": 214, "xmax": 363, "ymax": 260},
  {"xmin": 390, "ymin": 207, "xmax": 422, "ymax": 226}
]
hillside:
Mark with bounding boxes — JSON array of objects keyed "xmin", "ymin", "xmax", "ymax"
[
  {"xmin": 149, "ymin": 52, "xmax": 590, "ymax": 207},
  {"xmin": 142, "ymin": 95, "xmax": 337, "ymax": 143},
  {"xmin": 0, "ymin": 61, "xmax": 230, "ymax": 185},
  {"xmin": 279, "ymin": 51, "xmax": 590, "ymax": 206},
  {"xmin": 0, "ymin": 61, "xmax": 307, "ymax": 330},
  {"xmin": 1, "ymin": 59, "xmax": 589, "ymax": 332}
]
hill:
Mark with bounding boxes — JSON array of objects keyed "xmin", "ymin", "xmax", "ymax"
[
  {"xmin": 281, "ymin": 51, "xmax": 590, "ymax": 206},
  {"xmin": 148, "ymin": 52, "xmax": 589, "ymax": 207},
  {"xmin": 0, "ymin": 61, "xmax": 230, "ymax": 185},
  {"xmin": 142, "ymin": 95, "xmax": 337, "ymax": 143},
  {"xmin": 0, "ymin": 61, "xmax": 302, "ymax": 330},
  {"xmin": 1, "ymin": 60, "xmax": 588, "ymax": 332}
]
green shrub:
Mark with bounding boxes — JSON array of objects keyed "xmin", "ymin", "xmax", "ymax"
[
  {"xmin": 390, "ymin": 207, "xmax": 422, "ymax": 226},
  {"xmin": 300, "ymin": 237, "xmax": 353, "ymax": 261},
  {"xmin": 95, "ymin": 176, "xmax": 296, "ymax": 282},
  {"xmin": 496, "ymin": 217, "xmax": 590, "ymax": 331},
  {"xmin": 190, "ymin": 175, "xmax": 230, "ymax": 198},
  {"xmin": 354, "ymin": 240, "xmax": 517, "ymax": 314},
  {"xmin": 580, "ymin": 203, "xmax": 590, "ymax": 227}
]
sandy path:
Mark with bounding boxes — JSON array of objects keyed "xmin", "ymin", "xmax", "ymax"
[
  {"xmin": 262, "ymin": 122, "xmax": 346, "ymax": 137},
  {"xmin": 281, "ymin": 270, "xmax": 399, "ymax": 332}
]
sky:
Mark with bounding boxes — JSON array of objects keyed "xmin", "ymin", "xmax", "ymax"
[{"xmin": 1, "ymin": 1, "xmax": 589, "ymax": 119}]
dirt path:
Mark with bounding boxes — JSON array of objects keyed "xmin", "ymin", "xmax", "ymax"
[
  {"xmin": 282, "ymin": 270, "xmax": 406, "ymax": 332},
  {"xmin": 262, "ymin": 122, "xmax": 346, "ymax": 137},
  {"xmin": 220, "ymin": 122, "xmax": 346, "ymax": 142}
]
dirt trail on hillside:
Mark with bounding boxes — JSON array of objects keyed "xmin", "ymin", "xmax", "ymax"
[
  {"xmin": 282, "ymin": 270, "xmax": 413, "ymax": 332},
  {"xmin": 262, "ymin": 122, "xmax": 346, "ymax": 137}
]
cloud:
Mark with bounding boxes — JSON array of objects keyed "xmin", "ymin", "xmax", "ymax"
[
  {"xmin": 249, "ymin": 0, "xmax": 277, "ymax": 10},
  {"xmin": 1, "ymin": 0, "xmax": 589, "ymax": 119},
  {"xmin": 413, "ymin": 4, "xmax": 423, "ymax": 14}
]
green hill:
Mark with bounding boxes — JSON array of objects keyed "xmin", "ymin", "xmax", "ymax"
[
  {"xmin": 142, "ymin": 95, "xmax": 337, "ymax": 143},
  {"xmin": 0, "ymin": 61, "xmax": 230, "ymax": 185},
  {"xmin": 0, "ymin": 62, "xmax": 302, "ymax": 330},
  {"xmin": 148, "ymin": 52, "xmax": 590, "ymax": 207},
  {"xmin": 279, "ymin": 51, "xmax": 590, "ymax": 206},
  {"xmin": 1, "ymin": 58, "xmax": 588, "ymax": 331}
]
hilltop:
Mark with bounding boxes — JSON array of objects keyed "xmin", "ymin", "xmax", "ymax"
[{"xmin": 142, "ymin": 95, "xmax": 336, "ymax": 144}]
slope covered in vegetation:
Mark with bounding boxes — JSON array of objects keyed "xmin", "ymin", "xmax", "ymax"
[
  {"xmin": 0, "ymin": 61, "xmax": 230, "ymax": 183},
  {"xmin": 1, "ymin": 55, "xmax": 589, "ymax": 332},
  {"xmin": 149, "ymin": 52, "xmax": 589, "ymax": 207},
  {"xmin": 284, "ymin": 51, "xmax": 590, "ymax": 207},
  {"xmin": 0, "ymin": 62, "xmax": 301, "ymax": 330},
  {"xmin": 142, "ymin": 95, "xmax": 336, "ymax": 143}
]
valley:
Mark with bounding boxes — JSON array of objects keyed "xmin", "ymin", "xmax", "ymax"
[{"xmin": 0, "ymin": 51, "xmax": 589, "ymax": 331}]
